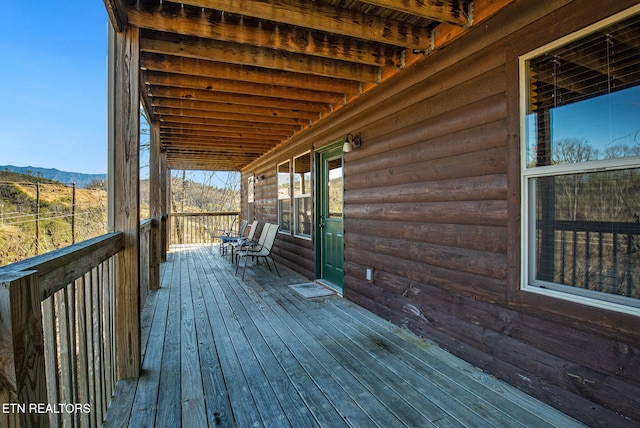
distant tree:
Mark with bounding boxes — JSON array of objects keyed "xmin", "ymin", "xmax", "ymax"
[
  {"xmin": 86, "ymin": 178, "xmax": 106, "ymax": 190},
  {"xmin": 552, "ymin": 138, "xmax": 599, "ymax": 164}
]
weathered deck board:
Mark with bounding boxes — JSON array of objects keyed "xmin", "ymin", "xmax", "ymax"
[{"xmin": 103, "ymin": 244, "xmax": 585, "ymax": 427}]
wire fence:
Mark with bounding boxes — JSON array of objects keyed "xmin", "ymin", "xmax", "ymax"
[{"xmin": 0, "ymin": 181, "xmax": 107, "ymax": 265}]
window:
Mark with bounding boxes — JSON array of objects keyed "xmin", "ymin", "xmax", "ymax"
[
  {"xmin": 521, "ymin": 8, "xmax": 640, "ymax": 314},
  {"xmin": 294, "ymin": 152, "xmax": 312, "ymax": 238},
  {"xmin": 277, "ymin": 161, "xmax": 291, "ymax": 233}
]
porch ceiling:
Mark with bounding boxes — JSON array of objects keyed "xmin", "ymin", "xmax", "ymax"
[{"xmin": 103, "ymin": 0, "xmax": 497, "ymax": 171}]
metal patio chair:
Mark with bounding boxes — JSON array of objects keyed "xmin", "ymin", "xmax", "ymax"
[
  {"xmin": 218, "ymin": 219, "xmax": 248, "ymax": 255},
  {"xmin": 228, "ymin": 220, "xmax": 258, "ymax": 261},
  {"xmin": 235, "ymin": 223, "xmax": 280, "ymax": 280}
]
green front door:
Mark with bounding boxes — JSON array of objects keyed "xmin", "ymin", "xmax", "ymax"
[{"xmin": 316, "ymin": 144, "xmax": 344, "ymax": 291}]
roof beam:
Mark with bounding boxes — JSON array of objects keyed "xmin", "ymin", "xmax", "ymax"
[
  {"xmin": 147, "ymin": 86, "xmax": 332, "ymax": 113},
  {"xmin": 103, "ymin": 0, "xmax": 128, "ymax": 32},
  {"xmin": 358, "ymin": 0, "xmax": 470, "ymax": 26},
  {"xmin": 162, "ymin": 141, "xmax": 282, "ymax": 152},
  {"xmin": 162, "ymin": 139, "xmax": 277, "ymax": 149},
  {"xmin": 165, "ymin": 159, "xmax": 253, "ymax": 171},
  {"xmin": 154, "ymin": 107, "xmax": 309, "ymax": 126},
  {"xmin": 160, "ymin": 120, "xmax": 300, "ymax": 133},
  {"xmin": 128, "ymin": 7, "xmax": 407, "ymax": 63},
  {"xmin": 140, "ymin": 33, "xmax": 385, "ymax": 81},
  {"xmin": 141, "ymin": 53, "xmax": 361, "ymax": 93},
  {"xmin": 151, "ymin": 98, "xmax": 320, "ymax": 120},
  {"xmin": 169, "ymin": 0, "xmax": 431, "ymax": 50},
  {"xmin": 161, "ymin": 130, "xmax": 288, "ymax": 141},
  {"xmin": 145, "ymin": 72, "xmax": 350, "ymax": 104}
]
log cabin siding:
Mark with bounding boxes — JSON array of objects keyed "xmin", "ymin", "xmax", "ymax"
[
  {"xmin": 242, "ymin": 0, "xmax": 640, "ymax": 425},
  {"xmin": 242, "ymin": 166, "xmax": 316, "ymax": 279}
]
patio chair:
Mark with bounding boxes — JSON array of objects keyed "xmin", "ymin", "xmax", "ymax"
[
  {"xmin": 233, "ymin": 222, "xmax": 268, "ymax": 265},
  {"xmin": 218, "ymin": 219, "xmax": 248, "ymax": 255},
  {"xmin": 212, "ymin": 217, "xmax": 237, "ymax": 251},
  {"xmin": 228, "ymin": 220, "xmax": 258, "ymax": 261},
  {"xmin": 235, "ymin": 223, "xmax": 280, "ymax": 280}
]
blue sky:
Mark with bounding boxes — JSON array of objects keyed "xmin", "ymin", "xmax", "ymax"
[{"xmin": 0, "ymin": 1, "xmax": 108, "ymax": 174}]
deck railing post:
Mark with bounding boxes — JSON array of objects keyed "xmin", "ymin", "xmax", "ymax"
[
  {"xmin": 107, "ymin": 23, "xmax": 141, "ymax": 380},
  {"xmin": 0, "ymin": 270, "xmax": 49, "ymax": 428}
]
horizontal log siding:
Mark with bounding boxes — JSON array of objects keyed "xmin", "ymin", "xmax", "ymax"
[
  {"xmin": 272, "ymin": 234, "xmax": 314, "ymax": 278},
  {"xmin": 344, "ymin": 58, "xmax": 509, "ymax": 301},
  {"xmin": 241, "ymin": 0, "xmax": 640, "ymax": 425},
  {"xmin": 242, "ymin": 169, "xmax": 315, "ymax": 279}
]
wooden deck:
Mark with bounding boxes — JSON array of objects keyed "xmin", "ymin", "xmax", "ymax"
[{"xmin": 103, "ymin": 244, "xmax": 584, "ymax": 427}]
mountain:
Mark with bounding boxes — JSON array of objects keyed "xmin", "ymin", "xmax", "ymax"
[{"xmin": 0, "ymin": 165, "xmax": 106, "ymax": 188}]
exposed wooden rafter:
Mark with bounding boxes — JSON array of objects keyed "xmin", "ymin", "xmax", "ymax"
[
  {"xmin": 175, "ymin": 0, "xmax": 432, "ymax": 49},
  {"xmin": 100, "ymin": 0, "xmax": 510, "ymax": 171},
  {"xmin": 358, "ymin": 0, "xmax": 471, "ymax": 26}
]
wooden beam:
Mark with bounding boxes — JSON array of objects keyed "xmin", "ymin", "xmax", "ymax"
[
  {"xmin": 164, "ymin": 151, "xmax": 264, "ymax": 160},
  {"xmin": 161, "ymin": 129, "xmax": 286, "ymax": 141},
  {"xmin": 161, "ymin": 151, "xmax": 170, "ymax": 257},
  {"xmin": 107, "ymin": 25, "xmax": 141, "ymax": 380},
  {"xmin": 163, "ymin": 140, "xmax": 277, "ymax": 156},
  {"xmin": 160, "ymin": 128, "xmax": 292, "ymax": 141},
  {"xmin": 430, "ymin": 0, "xmax": 514, "ymax": 54},
  {"xmin": 148, "ymin": 120, "xmax": 161, "ymax": 291},
  {"xmin": 129, "ymin": 2, "xmax": 428, "ymax": 51},
  {"xmin": 145, "ymin": 71, "xmax": 352, "ymax": 103},
  {"xmin": 103, "ymin": 0, "xmax": 128, "ymax": 32},
  {"xmin": 163, "ymin": 150, "xmax": 268, "ymax": 159},
  {"xmin": 358, "ymin": 0, "xmax": 470, "ymax": 26},
  {"xmin": 155, "ymin": 107, "xmax": 308, "ymax": 126},
  {"xmin": 147, "ymin": 85, "xmax": 332, "ymax": 113},
  {"xmin": 162, "ymin": 140, "xmax": 280, "ymax": 153},
  {"xmin": 139, "ymin": 73, "xmax": 157, "ymax": 123},
  {"xmin": 160, "ymin": 119, "xmax": 300, "ymax": 133},
  {"xmin": 141, "ymin": 53, "xmax": 362, "ymax": 92},
  {"xmin": 151, "ymin": 98, "xmax": 320, "ymax": 120},
  {"xmin": 166, "ymin": 158, "xmax": 248, "ymax": 171},
  {"xmin": 140, "ymin": 34, "xmax": 384, "ymax": 81}
]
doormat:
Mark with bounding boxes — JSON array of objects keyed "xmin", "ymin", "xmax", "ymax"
[{"xmin": 288, "ymin": 282, "xmax": 336, "ymax": 298}]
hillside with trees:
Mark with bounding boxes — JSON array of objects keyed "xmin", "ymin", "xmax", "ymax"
[
  {"xmin": 0, "ymin": 171, "xmax": 107, "ymax": 266},
  {"xmin": 0, "ymin": 169, "xmax": 240, "ymax": 266}
]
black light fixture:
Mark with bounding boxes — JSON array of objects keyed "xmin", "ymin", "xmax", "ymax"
[{"xmin": 343, "ymin": 133, "xmax": 361, "ymax": 153}]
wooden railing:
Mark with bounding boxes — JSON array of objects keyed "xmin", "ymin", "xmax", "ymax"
[
  {"xmin": 537, "ymin": 220, "xmax": 640, "ymax": 296},
  {"xmin": 140, "ymin": 218, "xmax": 160, "ymax": 308},
  {"xmin": 0, "ymin": 232, "xmax": 127, "ymax": 427},
  {"xmin": 170, "ymin": 212, "xmax": 239, "ymax": 245}
]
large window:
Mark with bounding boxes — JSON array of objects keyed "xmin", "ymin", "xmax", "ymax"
[
  {"xmin": 294, "ymin": 152, "xmax": 312, "ymax": 238},
  {"xmin": 277, "ymin": 161, "xmax": 291, "ymax": 233},
  {"xmin": 520, "ymin": 8, "xmax": 640, "ymax": 314}
]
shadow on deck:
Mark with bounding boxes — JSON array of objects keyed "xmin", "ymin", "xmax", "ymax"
[{"xmin": 103, "ymin": 244, "xmax": 584, "ymax": 427}]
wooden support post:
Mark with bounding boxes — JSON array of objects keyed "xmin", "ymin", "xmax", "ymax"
[
  {"xmin": 162, "ymin": 152, "xmax": 171, "ymax": 256},
  {"xmin": 107, "ymin": 24, "xmax": 141, "ymax": 380},
  {"xmin": 0, "ymin": 271, "xmax": 49, "ymax": 428},
  {"xmin": 149, "ymin": 120, "xmax": 161, "ymax": 290}
]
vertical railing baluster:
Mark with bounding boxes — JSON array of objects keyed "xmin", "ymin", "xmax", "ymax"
[
  {"xmin": 0, "ymin": 271, "xmax": 49, "ymax": 428},
  {"xmin": 76, "ymin": 274, "xmax": 90, "ymax": 428},
  {"xmin": 42, "ymin": 297, "xmax": 61, "ymax": 428}
]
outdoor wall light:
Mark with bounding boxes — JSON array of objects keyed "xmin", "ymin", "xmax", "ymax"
[{"xmin": 343, "ymin": 134, "xmax": 361, "ymax": 153}]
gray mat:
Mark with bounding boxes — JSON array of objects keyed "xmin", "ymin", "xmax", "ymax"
[{"xmin": 288, "ymin": 282, "xmax": 336, "ymax": 298}]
